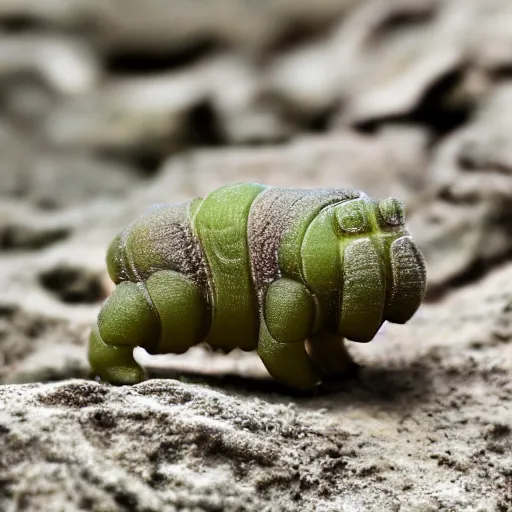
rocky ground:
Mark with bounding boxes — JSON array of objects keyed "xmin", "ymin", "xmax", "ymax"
[{"xmin": 0, "ymin": 1, "xmax": 511, "ymax": 510}]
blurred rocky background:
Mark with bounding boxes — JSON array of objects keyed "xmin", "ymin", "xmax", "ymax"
[{"xmin": 1, "ymin": 1, "xmax": 512, "ymax": 510}]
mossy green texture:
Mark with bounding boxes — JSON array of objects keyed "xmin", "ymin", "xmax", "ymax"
[
  {"xmin": 89, "ymin": 184, "xmax": 427, "ymax": 390},
  {"xmin": 106, "ymin": 232, "xmax": 126, "ymax": 284},
  {"xmin": 301, "ymin": 205, "xmax": 341, "ymax": 292},
  {"xmin": 193, "ymin": 183, "xmax": 265, "ymax": 351},
  {"xmin": 264, "ymin": 278, "xmax": 314, "ymax": 344},
  {"xmin": 338, "ymin": 239, "xmax": 386, "ymax": 342},
  {"xmin": 257, "ymin": 322, "xmax": 321, "ymax": 389},
  {"xmin": 279, "ymin": 201, "xmax": 336, "ymax": 282},
  {"xmin": 146, "ymin": 270, "xmax": 206, "ymax": 354},
  {"xmin": 378, "ymin": 197, "xmax": 405, "ymax": 227},
  {"xmin": 89, "ymin": 326, "xmax": 146, "ymax": 385},
  {"xmin": 335, "ymin": 199, "xmax": 370, "ymax": 234},
  {"xmin": 97, "ymin": 281, "xmax": 158, "ymax": 347}
]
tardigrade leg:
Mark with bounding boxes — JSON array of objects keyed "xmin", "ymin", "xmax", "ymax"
[
  {"xmin": 89, "ymin": 271, "xmax": 207, "ymax": 385},
  {"xmin": 88, "ymin": 281, "xmax": 158, "ymax": 384},
  {"xmin": 306, "ymin": 333, "xmax": 355, "ymax": 377},
  {"xmin": 89, "ymin": 325, "xmax": 146, "ymax": 385},
  {"xmin": 258, "ymin": 278, "xmax": 321, "ymax": 390},
  {"xmin": 144, "ymin": 270, "xmax": 207, "ymax": 354}
]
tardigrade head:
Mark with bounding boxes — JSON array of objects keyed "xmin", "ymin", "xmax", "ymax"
[
  {"xmin": 334, "ymin": 196, "xmax": 406, "ymax": 237},
  {"xmin": 331, "ymin": 196, "xmax": 426, "ymax": 342}
]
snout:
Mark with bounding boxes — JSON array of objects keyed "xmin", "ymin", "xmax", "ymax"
[
  {"xmin": 337, "ymin": 233, "xmax": 426, "ymax": 343},
  {"xmin": 384, "ymin": 235, "xmax": 427, "ymax": 324}
]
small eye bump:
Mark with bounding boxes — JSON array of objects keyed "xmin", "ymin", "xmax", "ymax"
[
  {"xmin": 335, "ymin": 201, "xmax": 369, "ymax": 234},
  {"xmin": 378, "ymin": 198, "xmax": 405, "ymax": 226}
]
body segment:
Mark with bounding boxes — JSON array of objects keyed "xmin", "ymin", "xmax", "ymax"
[
  {"xmin": 89, "ymin": 183, "xmax": 427, "ymax": 389},
  {"xmin": 194, "ymin": 183, "xmax": 265, "ymax": 350}
]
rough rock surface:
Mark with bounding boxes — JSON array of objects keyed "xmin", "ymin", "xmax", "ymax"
[
  {"xmin": 1, "ymin": 1, "xmax": 512, "ymax": 510},
  {"xmin": 1, "ymin": 263, "xmax": 512, "ymax": 511}
]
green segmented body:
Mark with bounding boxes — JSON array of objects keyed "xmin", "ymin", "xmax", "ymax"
[
  {"xmin": 194, "ymin": 183, "xmax": 264, "ymax": 350},
  {"xmin": 89, "ymin": 183, "xmax": 426, "ymax": 389}
]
